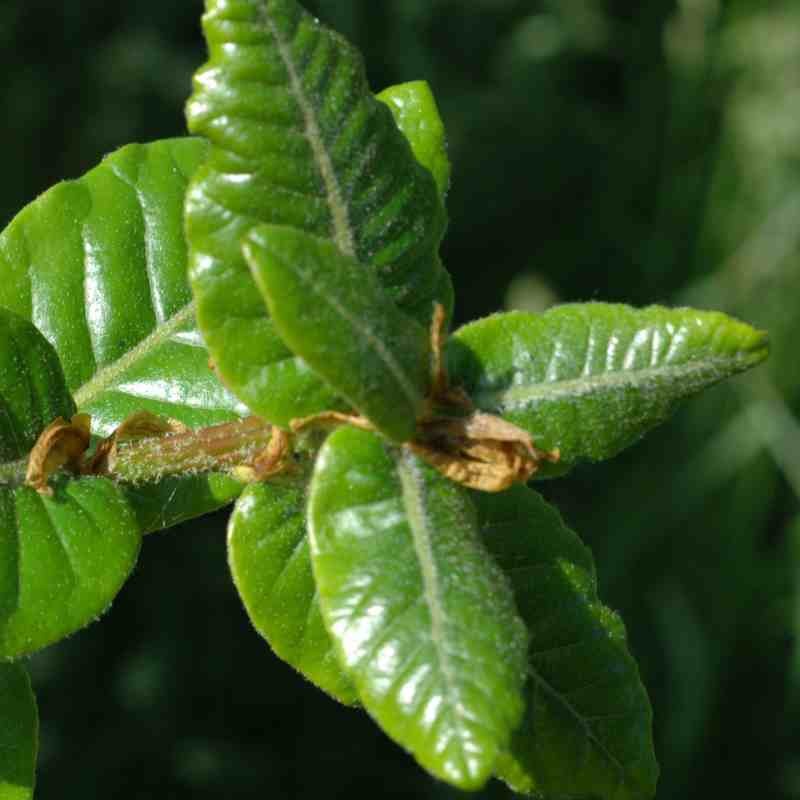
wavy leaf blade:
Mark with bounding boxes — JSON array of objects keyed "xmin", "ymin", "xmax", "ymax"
[
  {"xmin": 447, "ymin": 303, "xmax": 769, "ymax": 474},
  {"xmin": 309, "ymin": 426, "xmax": 528, "ymax": 790},
  {"xmin": 0, "ymin": 664, "xmax": 37, "ymax": 800},
  {"xmin": 0, "ymin": 138, "xmax": 247, "ymax": 530},
  {"xmin": 0, "ymin": 477, "xmax": 141, "ymax": 659},
  {"xmin": 474, "ymin": 486, "xmax": 658, "ymax": 800},
  {"xmin": 186, "ymin": 0, "xmax": 447, "ymax": 425},
  {"xmin": 228, "ymin": 483, "xmax": 357, "ymax": 705},
  {"xmin": 244, "ymin": 226, "xmax": 429, "ymax": 441}
]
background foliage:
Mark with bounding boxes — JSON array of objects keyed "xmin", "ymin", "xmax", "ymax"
[{"xmin": 3, "ymin": 0, "xmax": 798, "ymax": 797}]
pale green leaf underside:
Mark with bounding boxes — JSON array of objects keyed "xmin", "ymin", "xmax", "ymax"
[
  {"xmin": 0, "ymin": 138, "xmax": 246, "ymax": 530},
  {"xmin": 447, "ymin": 303, "xmax": 769, "ymax": 473},
  {"xmin": 244, "ymin": 225, "xmax": 429, "ymax": 441},
  {"xmin": 309, "ymin": 426, "xmax": 528, "ymax": 791},
  {"xmin": 185, "ymin": 0, "xmax": 449, "ymax": 426},
  {"xmin": 0, "ymin": 664, "xmax": 37, "ymax": 800},
  {"xmin": 474, "ymin": 486, "xmax": 658, "ymax": 800},
  {"xmin": 0, "ymin": 477, "xmax": 141, "ymax": 659},
  {"xmin": 228, "ymin": 483, "xmax": 357, "ymax": 705}
]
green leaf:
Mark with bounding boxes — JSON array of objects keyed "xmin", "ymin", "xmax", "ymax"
[
  {"xmin": 377, "ymin": 81, "xmax": 451, "ymax": 199},
  {"xmin": 0, "ymin": 138, "xmax": 247, "ymax": 530},
  {"xmin": 0, "ymin": 477, "xmax": 141, "ymax": 659},
  {"xmin": 186, "ymin": 0, "xmax": 449, "ymax": 426},
  {"xmin": 447, "ymin": 303, "xmax": 769, "ymax": 474},
  {"xmin": 228, "ymin": 483, "xmax": 357, "ymax": 705},
  {"xmin": 0, "ymin": 310, "xmax": 141, "ymax": 658},
  {"xmin": 244, "ymin": 225, "xmax": 429, "ymax": 441},
  {"xmin": 0, "ymin": 310, "xmax": 75, "ymax": 465},
  {"xmin": 0, "ymin": 664, "xmax": 37, "ymax": 800},
  {"xmin": 123, "ymin": 474, "xmax": 243, "ymax": 536},
  {"xmin": 308, "ymin": 426, "xmax": 528, "ymax": 790},
  {"xmin": 473, "ymin": 486, "xmax": 658, "ymax": 800},
  {"xmin": 377, "ymin": 80, "xmax": 454, "ymax": 326}
]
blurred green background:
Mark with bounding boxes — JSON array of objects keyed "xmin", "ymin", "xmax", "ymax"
[{"xmin": 3, "ymin": 0, "xmax": 800, "ymax": 797}]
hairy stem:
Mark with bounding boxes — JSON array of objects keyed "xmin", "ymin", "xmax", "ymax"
[{"xmin": 108, "ymin": 416, "xmax": 276, "ymax": 484}]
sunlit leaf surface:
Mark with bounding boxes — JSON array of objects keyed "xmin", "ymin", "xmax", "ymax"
[
  {"xmin": 309, "ymin": 426, "xmax": 527, "ymax": 790},
  {"xmin": 186, "ymin": 0, "xmax": 449, "ymax": 426},
  {"xmin": 448, "ymin": 303, "xmax": 769, "ymax": 474},
  {"xmin": 228, "ymin": 482, "xmax": 357, "ymax": 704},
  {"xmin": 0, "ymin": 139, "xmax": 246, "ymax": 530}
]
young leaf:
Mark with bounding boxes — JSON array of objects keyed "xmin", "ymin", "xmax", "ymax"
[
  {"xmin": 243, "ymin": 225, "xmax": 430, "ymax": 442},
  {"xmin": 0, "ymin": 664, "xmax": 37, "ymax": 800},
  {"xmin": 473, "ymin": 486, "xmax": 658, "ymax": 800},
  {"xmin": 377, "ymin": 81, "xmax": 451, "ymax": 199},
  {"xmin": 228, "ymin": 483, "xmax": 357, "ymax": 705},
  {"xmin": 185, "ymin": 0, "xmax": 448, "ymax": 426},
  {"xmin": 447, "ymin": 304, "xmax": 769, "ymax": 474},
  {"xmin": 308, "ymin": 426, "xmax": 528, "ymax": 790},
  {"xmin": 0, "ymin": 138, "xmax": 247, "ymax": 530}
]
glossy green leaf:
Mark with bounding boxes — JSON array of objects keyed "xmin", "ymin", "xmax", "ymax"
[
  {"xmin": 0, "ymin": 312, "xmax": 142, "ymax": 658},
  {"xmin": 0, "ymin": 664, "xmax": 37, "ymax": 800},
  {"xmin": 377, "ymin": 81, "xmax": 454, "ymax": 326},
  {"xmin": 0, "ymin": 138, "xmax": 247, "ymax": 530},
  {"xmin": 473, "ymin": 486, "xmax": 658, "ymax": 800},
  {"xmin": 0, "ymin": 476, "xmax": 141, "ymax": 659},
  {"xmin": 228, "ymin": 482, "xmax": 357, "ymax": 704},
  {"xmin": 309, "ymin": 426, "xmax": 528, "ymax": 790},
  {"xmin": 244, "ymin": 225, "xmax": 429, "ymax": 441},
  {"xmin": 377, "ymin": 81, "xmax": 451, "ymax": 199},
  {"xmin": 447, "ymin": 303, "xmax": 769, "ymax": 474},
  {"xmin": 185, "ymin": 0, "xmax": 449, "ymax": 426}
]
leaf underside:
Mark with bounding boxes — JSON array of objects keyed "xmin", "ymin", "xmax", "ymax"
[
  {"xmin": 309, "ymin": 426, "xmax": 528, "ymax": 791},
  {"xmin": 447, "ymin": 303, "xmax": 769, "ymax": 475},
  {"xmin": 228, "ymin": 483, "xmax": 357, "ymax": 705},
  {"xmin": 0, "ymin": 138, "xmax": 246, "ymax": 531},
  {"xmin": 0, "ymin": 663, "xmax": 37, "ymax": 800},
  {"xmin": 185, "ymin": 0, "xmax": 450, "ymax": 427},
  {"xmin": 474, "ymin": 486, "xmax": 659, "ymax": 800}
]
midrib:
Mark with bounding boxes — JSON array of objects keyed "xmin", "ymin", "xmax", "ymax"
[
  {"xmin": 259, "ymin": 4, "xmax": 357, "ymax": 258},
  {"xmin": 285, "ymin": 254, "xmax": 421, "ymax": 410},
  {"xmin": 474, "ymin": 356, "xmax": 753, "ymax": 410},
  {"xmin": 73, "ymin": 302, "xmax": 195, "ymax": 409},
  {"xmin": 528, "ymin": 666, "xmax": 627, "ymax": 784},
  {"xmin": 397, "ymin": 452, "xmax": 471, "ymax": 769}
]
